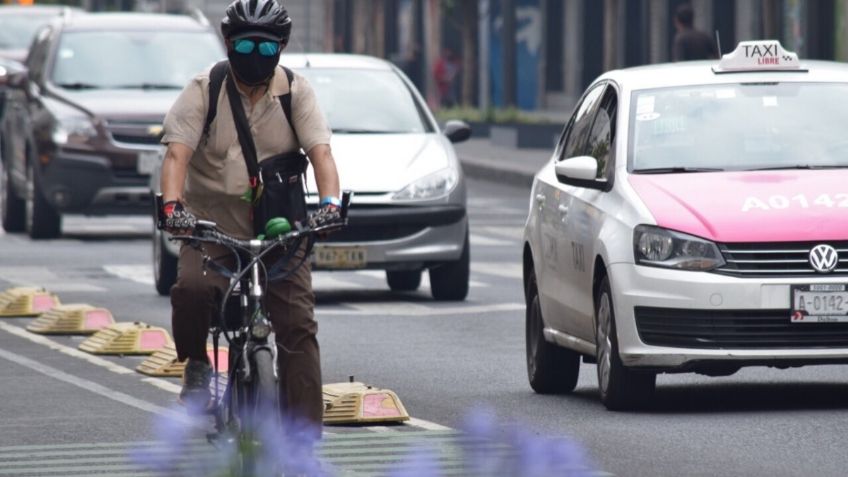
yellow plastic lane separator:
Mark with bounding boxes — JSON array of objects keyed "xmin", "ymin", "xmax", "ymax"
[
  {"xmin": 78, "ymin": 322, "xmax": 173, "ymax": 355},
  {"xmin": 322, "ymin": 380, "xmax": 410, "ymax": 424},
  {"xmin": 0, "ymin": 287, "xmax": 60, "ymax": 317},
  {"xmin": 136, "ymin": 344, "xmax": 229, "ymax": 377},
  {"xmin": 26, "ymin": 304, "xmax": 115, "ymax": 335}
]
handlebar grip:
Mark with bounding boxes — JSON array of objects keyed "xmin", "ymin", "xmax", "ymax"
[
  {"xmin": 154, "ymin": 193, "xmax": 165, "ymax": 230},
  {"xmin": 341, "ymin": 190, "xmax": 353, "ymax": 220}
]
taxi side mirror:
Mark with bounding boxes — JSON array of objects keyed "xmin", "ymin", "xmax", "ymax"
[{"xmin": 555, "ymin": 156, "xmax": 598, "ymax": 181}]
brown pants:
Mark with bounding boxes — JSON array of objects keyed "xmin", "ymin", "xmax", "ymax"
[{"xmin": 170, "ymin": 242, "xmax": 322, "ymax": 434}]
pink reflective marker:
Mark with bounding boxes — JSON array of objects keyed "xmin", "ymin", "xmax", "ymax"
[
  {"xmin": 362, "ymin": 393, "xmax": 400, "ymax": 418},
  {"xmin": 84, "ymin": 310, "xmax": 112, "ymax": 330},
  {"xmin": 139, "ymin": 331, "xmax": 168, "ymax": 351},
  {"xmin": 32, "ymin": 295, "xmax": 57, "ymax": 313}
]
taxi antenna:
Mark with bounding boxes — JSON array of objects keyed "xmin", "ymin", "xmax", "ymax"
[{"xmin": 715, "ymin": 30, "xmax": 723, "ymax": 56}]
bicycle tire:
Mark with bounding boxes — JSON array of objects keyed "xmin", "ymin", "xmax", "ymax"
[{"xmin": 239, "ymin": 348, "xmax": 279, "ymax": 476}]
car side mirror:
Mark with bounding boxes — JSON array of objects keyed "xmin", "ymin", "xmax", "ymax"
[
  {"xmin": 555, "ymin": 156, "xmax": 598, "ymax": 181},
  {"xmin": 443, "ymin": 120, "xmax": 472, "ymax": 144}
]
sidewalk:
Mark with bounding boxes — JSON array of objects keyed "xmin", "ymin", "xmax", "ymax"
[{"xmin": 453, "ymin": 138, "xmax": 552, "ymax": 188}]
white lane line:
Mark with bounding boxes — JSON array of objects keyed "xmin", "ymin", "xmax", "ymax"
[
  {"xmin": 312, "ymin": 274, "xmax": 366, "ymax": 290},
  {"xmin": 0, "ymin": 322, "xmax": 134, "ymax": 375},
  {"xmin": 471, "ymin": 262, "xmax": 523, "ymax": 279},
  {"xmin": 0, "ymin": 266, "xmax": 106, "ymax": 292},
  {"xmin": 0, "ymin": 345, "xmax": 190, "ymax": 424},
  {"xmin": 406, "ymin": 417, "xmax": 451, "ymax": 431},
  {"xmin": 103, "ymin": 265, "xmax": 154, "ymax": 286},
  {"xmin": 141, "ymin": 377, "xmax": 182, "ymax": 394},
  {"xmin": 479, "ymin": 226, "xmax": 525, "ymax": 241},
  {"xmin": 354, "ymin": 270, "xmax": 489, "ymax": 289},
  {"xmin": 319, "ymin": 302, "xmax": 523, "ymax": 316},
  {"xmin": 470, "ymin": 234, "xmax": 513, "ymax": 247}
]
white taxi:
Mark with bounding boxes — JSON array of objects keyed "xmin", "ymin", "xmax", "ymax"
[{"xmin": 523, "ymin": 41, "xmax": 848, "ymax": 410}]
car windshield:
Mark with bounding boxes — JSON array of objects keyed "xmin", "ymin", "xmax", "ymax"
[
  {"xmin": 629, "ymin": 82, "xmax": 848, "ymax": 172},
  {"xmin": 51, "ymin": 30, "xmax": 224, "ymax": 89},
  {"xmin": 0, "ymin": 13, "xmax": 55, "ymax": 49},
  {"xmin": 297, "ymin": 68, "xmax": 432, "ymax": 134}
]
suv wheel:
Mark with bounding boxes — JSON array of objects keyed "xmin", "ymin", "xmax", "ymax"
[
  {"xmin": 25, "ymin": 162, "xmax": 61, "ymax": 239},
  {"xmin": 154, "ymin": 227, "xmax": 178, "ymax": 295},
  {"xmin": 386, "ymin": 270, "xmax": 421, "ymax": 292},
  {"xmin": 1, "ymin": 158, "xmax": 25, "ymax": 232},
  {"xmin": 526, "ymin": 269, "xmax": 580, "ymax": 394},
  {"xmin": 429, "ymin": 230, "xmax": 469, "ymax": 301},
  {"xmin": 595, "ymin": 275, "xmax": 656, "ymax": 411}
]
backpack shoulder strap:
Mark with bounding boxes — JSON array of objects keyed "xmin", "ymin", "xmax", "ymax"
[
  {"xmin": 203, "ymin": 60, "xmax": 229, "ymax": 139},
  {"xmin": 278, "ymin": 66, "xmax": 300, "ymax": 146}
]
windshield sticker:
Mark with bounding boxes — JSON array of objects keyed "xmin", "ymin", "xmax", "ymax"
[
  {"xmin": 636, "ymin": 112, "xmax": 660, "ymax": 121},
  {"xmin": 636, "ymin": 96, "xmax": 655, "ymax": 114},
  {"xmin": 651, "ymin": 117, "xmax": 685, "ymax": 135},
  {"xmin": 716, "ymin": 89, "xmax": 736, "ymax": 99},
  {"xmin": 763, "ymin": 96, "xmax": 778, "ymax": 107},
  {"xmin": 743, "ymin": 194, "xmax": 848, "ymax": 212}
]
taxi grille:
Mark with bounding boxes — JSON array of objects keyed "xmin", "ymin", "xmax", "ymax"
[
  {"xmin": 635, "ymin": 307, "xmax": 848, "ymax": 349},
  {"xmin": 715, "ymin": 242, "xmax": 848, "ymax": 277}
]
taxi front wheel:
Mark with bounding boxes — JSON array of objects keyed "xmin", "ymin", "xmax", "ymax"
[
  {"xmin": 525, "ymin": 271, "xmax": 579, "ymax": 394},
  {"xmin": 595, "ymin": 276, "xmax": 656, "ymax": 411}
]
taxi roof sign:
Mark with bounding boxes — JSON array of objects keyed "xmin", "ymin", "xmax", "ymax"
[{"xmin": 714, "ymin": 40, "xmax": 805, "ymax": 73}]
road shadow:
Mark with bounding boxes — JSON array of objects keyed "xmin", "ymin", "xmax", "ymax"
[{"xmin": 561, "ymin": 381, "xmax": 848, "ymax": 414}]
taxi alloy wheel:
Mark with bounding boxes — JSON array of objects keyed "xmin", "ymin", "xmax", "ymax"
[
  {"xmin": 595, "ymin": 276, "xmax": 656, "ymax": 411},
  {"xmin": 1, "ymin": 158, "xmax": 25, "ymax": 232},
  {"xmin": 525, "ymin": 271, "xmax": 579, "ymax": 394},
  {"xmin": 24, "ymin": 162, "xmax": 61, "ymax": 239}
]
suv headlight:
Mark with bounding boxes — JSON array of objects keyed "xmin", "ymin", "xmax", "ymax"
[
  {"xmin": 53, "ymin": 115, "xmax": 97, "ymax": 145},
  {"xmin": 392, "ymin": 167, "xmax": 458, "ymax": 201},
  {"xmin": 633, "ymin": 225, "xmax": 725, "ymax": 271}
]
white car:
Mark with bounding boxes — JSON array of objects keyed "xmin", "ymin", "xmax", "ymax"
[
  {"xmin": 152, "ymin": 54, "xmax": 471, "ymax": 300},
  {"xmin": 523, "ymin": 40, "xmax": 848, "ymax": 410}
]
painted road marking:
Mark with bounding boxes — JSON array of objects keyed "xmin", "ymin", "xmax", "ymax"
[
  {"xmin": 355, "ymin": 270, "xmax": 489, "ymax": 289},
  {"xmin": 0, "ymin": 266, "xmax": 106, "ymax": 292},
  {"xmin": 479, "ymin": 225, "xmax": 525, "ymax": 241},
  {"xmin": 319, "ymin": 302, "xmax": 524, "ymax": 317},
  {"xmin": 471, "ymin": 262, "xmax": 523, "ymax": 280},
  {"xmin": 470, "ymin": 233, "xmax": 513, "ymax": 247},
  {"xmin": 103, "ymin": 265, "xmax": 154, "ymax": 286}
]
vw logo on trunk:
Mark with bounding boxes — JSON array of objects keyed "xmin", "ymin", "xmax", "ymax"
[{"xmin": 809, "ymin": 244, "xmax": 839, "ymax": 273}]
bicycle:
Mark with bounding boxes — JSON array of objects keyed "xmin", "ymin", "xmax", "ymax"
[{"xmin": 155, "ymin": 192, "xmax": 350, "ymax": 476}]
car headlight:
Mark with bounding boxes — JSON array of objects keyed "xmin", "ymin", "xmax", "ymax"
[
  {"xmin": 392, "ymin": 167, "xmax": 458, "ymax": 201},
  {"xmin": 633, "ymin": 225, "xmax": 725, "ymax": 271},
  {"xmin": 52, "ymin": 115, "xmax": 97, "ymax": 145}
]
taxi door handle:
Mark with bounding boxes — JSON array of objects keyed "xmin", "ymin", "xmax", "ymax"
[
  {"xmin": 558, "ymin": 205, "xmax": 569, "ymax": 214},
  {"xmin": 535, "ymin": 194, "xmax": 545, "ymax": 204}
]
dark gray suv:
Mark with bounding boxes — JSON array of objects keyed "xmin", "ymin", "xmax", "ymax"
[{"xmin": 0, "ymin": 12, "xmax": 224, "ymax": 238}]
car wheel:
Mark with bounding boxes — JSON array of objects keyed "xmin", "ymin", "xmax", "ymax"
[
  {"xmin": 595, "ymin": 275, "xmax": 656, "ymax": 411},
  {"xmin": 153, "ymin": 227, "xmax": 178, "ymax": 296},
  {"xmin": 429, "ymin": 230, "xmax": 469, "ymax": 301},
  {"xmin": 1, "ymin": 158, "xmax": 25, "ymax": 232},
  {"xmin": 386, "ymin": 270, "xmax": 421, "ymax": 292},
  {"xmin": 25, "ymin": 162, "xmax": 61, "ymax": 239},
  {"xmin": 526, "ymin": 269, "xmax": 580, "ymax": 394}
]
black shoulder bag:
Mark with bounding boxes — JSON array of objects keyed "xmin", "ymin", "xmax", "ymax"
[{"xmin": 207, "ymin": 61, "xmax": 309, "ymax": 236}]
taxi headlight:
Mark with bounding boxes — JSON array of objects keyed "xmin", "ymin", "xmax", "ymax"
[
  {"xmin": 634, "ymin": 225, "xmax": 725, "ymax": 271},
  {"xmin": 392, "ymin": 168, "xmax": 458, "ymax": 201},
  {"xmin": 52, "ymin": 115, "xmax": 97, "ymax": 145}
]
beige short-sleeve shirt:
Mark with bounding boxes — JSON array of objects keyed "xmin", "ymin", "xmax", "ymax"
[{"xmin": 162, "ymin": 65, "xmax": 331, "ymax": 239}]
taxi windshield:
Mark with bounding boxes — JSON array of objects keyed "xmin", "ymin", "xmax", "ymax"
[{"xmin": 629, "ymin": 82, "xmax": 848, "ymax": 172}]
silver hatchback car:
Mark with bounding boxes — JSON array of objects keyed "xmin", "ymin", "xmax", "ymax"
[{"xmin": 151, "ymin": 54, "xmax": 471, "ymax": 300}]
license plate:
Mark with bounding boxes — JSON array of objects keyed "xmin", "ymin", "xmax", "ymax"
[
  {"xmin": 313, "ymin": 246, "xmax": 367, "ymax": 269},
  {"xmin": 137, "ymin": 149, "xmax": 162, "ymax": 175},
  {"xmin": 790, "ymin": 284, "xmax": 848, "ymax": 323}
]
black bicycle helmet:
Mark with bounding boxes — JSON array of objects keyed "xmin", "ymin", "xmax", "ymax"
[{"xmin": 221, "ymin": 0, "xmax": 292, "ymax": 44}]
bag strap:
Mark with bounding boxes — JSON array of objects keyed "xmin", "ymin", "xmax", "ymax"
[
  {"xmin": 278, "ymin": 65, "xmax": 300, "ymax": 148},
  {"xmin": 224, "ymin": 73, "xmax": 261, "ymax": 186},
  {"xmin": 203, "ymin": 60, "xmax": 229, "ymax": 140}
]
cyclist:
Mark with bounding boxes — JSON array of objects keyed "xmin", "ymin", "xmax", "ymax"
[{"xmin": 158, "ymin": 0, "xmax": 341, "ymax": 444}]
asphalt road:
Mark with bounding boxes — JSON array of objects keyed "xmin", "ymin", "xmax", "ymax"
[{"xmin": 2, "ymin": 178, "xmax": 848, "ymax": 476}]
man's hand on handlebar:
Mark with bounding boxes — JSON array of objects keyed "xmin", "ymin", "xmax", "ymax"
[
  {"xmin": 308, "ymin": 204, "xmax": 343, "ymax": 233},
  {"xmin": 162, "ymin": 200, "xmax": 197, "ymax": 235}
]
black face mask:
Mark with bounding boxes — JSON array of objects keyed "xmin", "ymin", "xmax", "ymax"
[{"xmin": 227, "ymin": 49, "xmax": 281, "ymax": 86}]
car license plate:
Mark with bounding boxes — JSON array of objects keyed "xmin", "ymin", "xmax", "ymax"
[
  {"xmin": 790, "ymin": 284, "xmax": 848, "ymax": 323},
  {"xmin": 137, "ymin": 150, "xmax": 161, "ymax": 175},
  {"xmin": 313, "ymin": 245, "xmax": 366, "ymax": 269}
]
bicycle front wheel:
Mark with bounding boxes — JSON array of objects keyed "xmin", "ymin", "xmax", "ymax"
[{"xmin": 238, "ymin": 348, "xmax": 280, "ymax": 475}]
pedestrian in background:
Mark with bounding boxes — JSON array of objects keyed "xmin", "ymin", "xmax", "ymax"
[
  {"xmin": 672, "ymin": 3, "xmax": 718, "ymax": 61},
  {"xmin": 434, "ymin": 47, "xmax": 460, "ymax": 108}
]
